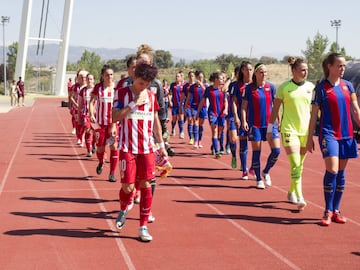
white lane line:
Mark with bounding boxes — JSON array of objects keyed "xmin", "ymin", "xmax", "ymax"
[
  {"xmin": 0, "ymin": 106, "xmax": 35, "ymax": 196},
  {"xmin": 171, "ymin": 176, "xmax": 302, "ymax": 270},
  {"xmin": 56, "ymin": 108, "xmax": 136, "ymax": 270}
]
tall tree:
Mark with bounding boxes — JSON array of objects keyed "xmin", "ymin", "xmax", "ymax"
[
  {"xmin": 76, "ymin": 50, "xmax": 103, "ymax": 81},
  {"xmin": 154, "ymin": 50, "xmax": 173, "ymax": 69},
  {"xmin": 7, "ymin": 42, "xmax": 18, "ymax": 80},
  {"xmin": 302, "ymin": 32, "xmax": 328, "ymax": 83}
]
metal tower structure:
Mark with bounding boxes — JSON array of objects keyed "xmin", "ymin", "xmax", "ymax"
[{"xmin": 15, "ymin": 0, "xmax": 74, "ymax": 96}]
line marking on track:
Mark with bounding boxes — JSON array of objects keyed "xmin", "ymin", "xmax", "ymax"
[
  {"xmin": 213, "ymin": 153, "xmax": 360, "ymax": 227},
  {"xmin": 170, "ymin": 176, "xmax": 302, "ymax": 270},
  {"xmin": 0, "ymin": 106, "xmax": 35, "ymax": 197},
  {"xmin": 57, "ymin": 109, "xmax": 136, "ymax": 270}
]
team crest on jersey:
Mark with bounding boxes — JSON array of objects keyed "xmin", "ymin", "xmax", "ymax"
[
  {"xmin": 284, "ymin": 133, "xmax": 291, "ymax": 143},
  {"xmin": 342, "ymin": 85, "xmax": 348, "ymax": 92},
  {"xmin": 264, "ymin": 85, "xmax": 270, "ymax": 92}
]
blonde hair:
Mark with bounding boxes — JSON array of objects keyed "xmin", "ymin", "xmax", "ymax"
[{"xmin": 136, "ymin": 44, "xmax": 155, "ymax": 63}]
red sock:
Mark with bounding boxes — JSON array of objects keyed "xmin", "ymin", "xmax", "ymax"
[
  {"xmin": 140, "ymin": 187, "xmax": 152, "ymax": 226},
  {"xmin": 110, "ymin": 150, "xmax": 119, "ymax": 174},
  {"xmin": 96, "ymin": 152, "xmax": 104, "ymax": 164},
  {"xmin": 85, "ymin": 132, "xmax": 91, "ymax": 152},
  {"xmin": 119, "ymin": 189, "xmax": 132, "ymax": 211}
]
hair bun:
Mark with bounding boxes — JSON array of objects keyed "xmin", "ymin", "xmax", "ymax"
[{"xmin": 288, "ymin": 56, "xmax": 297, "ymax": 65}]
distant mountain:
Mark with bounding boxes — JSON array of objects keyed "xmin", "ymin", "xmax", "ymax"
[{"xmin": 0, "ymin": 44, "xmax": 219, "ymax": 66}]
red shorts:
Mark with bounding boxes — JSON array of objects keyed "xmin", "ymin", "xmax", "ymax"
[
  {"xmin": 80, "ymin": 115, "xmax": 91, "ymax": 129},
  {"xmin": 119, "ymin": 151, "xmax": 155, "ymax": 183},
  {"xmin": 94, "ymin": 125, "xmax": 111, "ymax": 147}
]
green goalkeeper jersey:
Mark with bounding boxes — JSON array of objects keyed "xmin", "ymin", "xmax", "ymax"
[{"xmin": 276, "ymin": 80, "xmax": 314, "ymax": 136}]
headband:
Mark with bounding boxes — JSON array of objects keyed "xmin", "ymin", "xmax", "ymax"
[{"xmin": 254, "ymin": 64, "xmax": 265, "ymax": 72}]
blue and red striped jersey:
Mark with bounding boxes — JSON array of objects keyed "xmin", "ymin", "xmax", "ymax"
[
  {"xmin": 312, "ymin": 79, "xmax": 355, "ymax": 140},
  {"xmin": 243, "ymin": 82, "xmax": 276, "ymax": 128}
]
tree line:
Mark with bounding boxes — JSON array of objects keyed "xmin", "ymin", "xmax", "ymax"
[{"xmin": 0, "ymin": 32, "xmax": 355, "ymax": 93}]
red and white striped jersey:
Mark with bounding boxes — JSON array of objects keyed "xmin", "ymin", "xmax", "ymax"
[
  {"xmin": 92, "ymin": 83, "xmax": 115, "ymax": 126},
  {"xmin": 79, "ymin": 86, "xmax": 92, "ymax": 116},
  {"xmin": 116, "ymin": 86, "xmax": 159, "ymax": 154}
]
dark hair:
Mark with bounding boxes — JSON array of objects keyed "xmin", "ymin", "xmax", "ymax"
[
  {"xmin": 239, "ymin": 61, "xmax": 252, "ymax": 82},
  {"xmin": 322, "ymin": 53, "xmax": 344, "ymax": 78},
  {"xmin": 126, "ymin": 56, "xmax": 136, "ymax": 68},
  {"xmin": 195, "ymin": 70, "xmax": 203, "ymax": 77},
  {"xmin": 135, "ymin": 62, "xmax": 158, "ymax": 82},
  {"xmin": 252, "ymin": 62, "xmax": 265, "ymax": 89},
  {"xmin": 209, "ymin": 71, "xmax": 221, "ymax": 83},
  {"xmin": 288, "ymin": 56, "xmax": 306, "ymax": 70}
]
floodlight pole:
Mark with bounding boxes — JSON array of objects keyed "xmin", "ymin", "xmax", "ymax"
[
  {"xmin": 330, "ymin": 19, "xmax": 341, "ymax": 53},
  {"xmin": 1, "ymin": 16, "xmax": 10, "ymax": 95}
]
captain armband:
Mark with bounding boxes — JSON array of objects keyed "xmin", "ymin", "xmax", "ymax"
[{"xmin": 127, "ymin": 101, "xmax": 136, "ymax": 111}]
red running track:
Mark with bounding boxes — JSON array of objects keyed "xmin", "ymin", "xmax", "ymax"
[{"xmin": 0, "ymin": 98, "xmax": 359, "ymax": 269}]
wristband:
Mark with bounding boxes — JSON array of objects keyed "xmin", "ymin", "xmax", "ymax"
[
  {"xmin": 158, "ymin": 142, "xmax": 165, "ymax": 149},
  {"xmin": 267, "ymin": 123, "xmax": 273, "ymax": 133},
  {"xmin": 127, "ymin": 101, "xmax": 136, "ymax": 111}
]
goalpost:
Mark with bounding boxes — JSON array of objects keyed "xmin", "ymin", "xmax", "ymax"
[{"xmin": 15, "ymin": 0, "xmax": 74, "ymax": 96}]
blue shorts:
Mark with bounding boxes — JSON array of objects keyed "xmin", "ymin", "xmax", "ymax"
[
  {"xmin": 238, "ymin": 126, "xmax": 248, "ymax": 137},
  {"xmin": 228, "ymin": 117, "xmax": 237, "ymax": 131},
  {"xmin": 172, "ymin": 107, "xmax": 180, "ymax": 116},
  {"xmin": 249, "ymin": 126, "xmax": 279, "ymax": 142},
  {"xmin": 185, "ymin": 107, "xmax": 192, "ymax": 118},
  {"xmin": 208, "ymin": 113, "xmax": 225, "ymax": 127},
  {"xmin": 191, "ymin": 107, "xmax": 207, "ymax": 119},
  {"xmin": 319, "ymin": 137, "xmax": 358, "ymax": 159}
]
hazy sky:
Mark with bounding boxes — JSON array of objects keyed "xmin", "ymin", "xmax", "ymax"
[{"xmin": 2, "ymin": 0, "xmax": 360, "ymax": 59}]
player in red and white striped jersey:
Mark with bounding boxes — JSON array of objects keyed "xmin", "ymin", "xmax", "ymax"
[
  {"xmin": 89, "ymin": 65, "xmax": 119, "ymax": 182},
  {"xmin": 112, "ymin": 62, "xmax": 167, "ymax": 242},
  {"xmin": 78, "ymin": 73, "xmax": 95, "ymax": 156}
]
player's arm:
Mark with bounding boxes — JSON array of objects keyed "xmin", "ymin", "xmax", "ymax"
[
  {"xmin": 241, "ymin": 99, "xmax": 249, "ymax": 131},
  {"xmin": 351, "ymin": 93, "xmax": 360, "ymax": 127},
  {"xmin": 153, "ymin": 112, "xmax": 167, "ymax": 157},
  {"xmin": 196, "ymin": 97, "xmax": 205, "ymax": 119},
  {"xmin": 89, "ymin": 94, "xmax": 97, "ymax": 123},
  {"xmin": 232, "ymin": 95, "xmax": 240, "ymax": 127},
  {"xmin": 306, "ymin": 104, "xmax": 319, "ymax": 153}
]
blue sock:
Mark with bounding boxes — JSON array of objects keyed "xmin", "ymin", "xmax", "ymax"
[
  {"xmin": 219, "ymin": 131, "xmax": 224, "ymax": 151},
  {"xmin": 179, "ymin": 120, "xmax": 184, "ymax": 134},
  {"xmin": 212, "ymin": 138, "xmax": 219, "ymax": 153},
  {"xmin": 323, "ymin": 170, "xmax": 337, "ymax": 211},
  {"xmin": 171, "ymin": 121, "xmax": 176, "ymax": 132},
  {"xmin": 263, "ymin": 147, "xmax": 280, "ymax": 174},
  {"xmin": 239, "ymin": 139, "xmax": 248, "ymax": 172},
  {"xmin": 193, "ymin": 125, "xmax": 199, "ymax": 142},
  {"xmin": 226, "ymin": 130, "xmax": 230, "ymax": 149},
  {"xmin": 252, "ymin": 150, "xmax": 261, "ymax": 181},
  {"xmin": 199, "ymin": 126, "xmax": 204, "ymax": 142},
  {"xmin": 188, "ymin": 124, "xmax": 193, "ymax": 139},
  {"xmin": 333, "ymin": 170, "xmax": 345, "ymax": 211},
  {"xmin": 230, "ymin": 142, "xmax": 236, "ymax": 158}
]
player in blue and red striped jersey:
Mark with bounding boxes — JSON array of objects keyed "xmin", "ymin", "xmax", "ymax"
[
  {"xmin": 180, "ymin": 71, "xmax": 196, "ymax": 144},
  {"xmin": 241, "ymin": 63, "xmax": 280, "ymax": 189},
  {"xmin": 226, "ymin": 67, "xmax": 240, "ymax": 167},
  {"xmin": 232, "ymin": 61, "xmax": 253, "ymax": 178},
  {"xmin": 307, "ymin": 53, "xmax": 360, "ymax": 226},
  {"xmin": 185, "ymin": 70, "xmax": 208, "ymax": 148},
  {"xmin": 196, "ymin": 71, "xmax": 228, "ymax": 158},
  {"xmin": 169, "ymin": 71, "xmax": 185, "ymax": 138}
]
